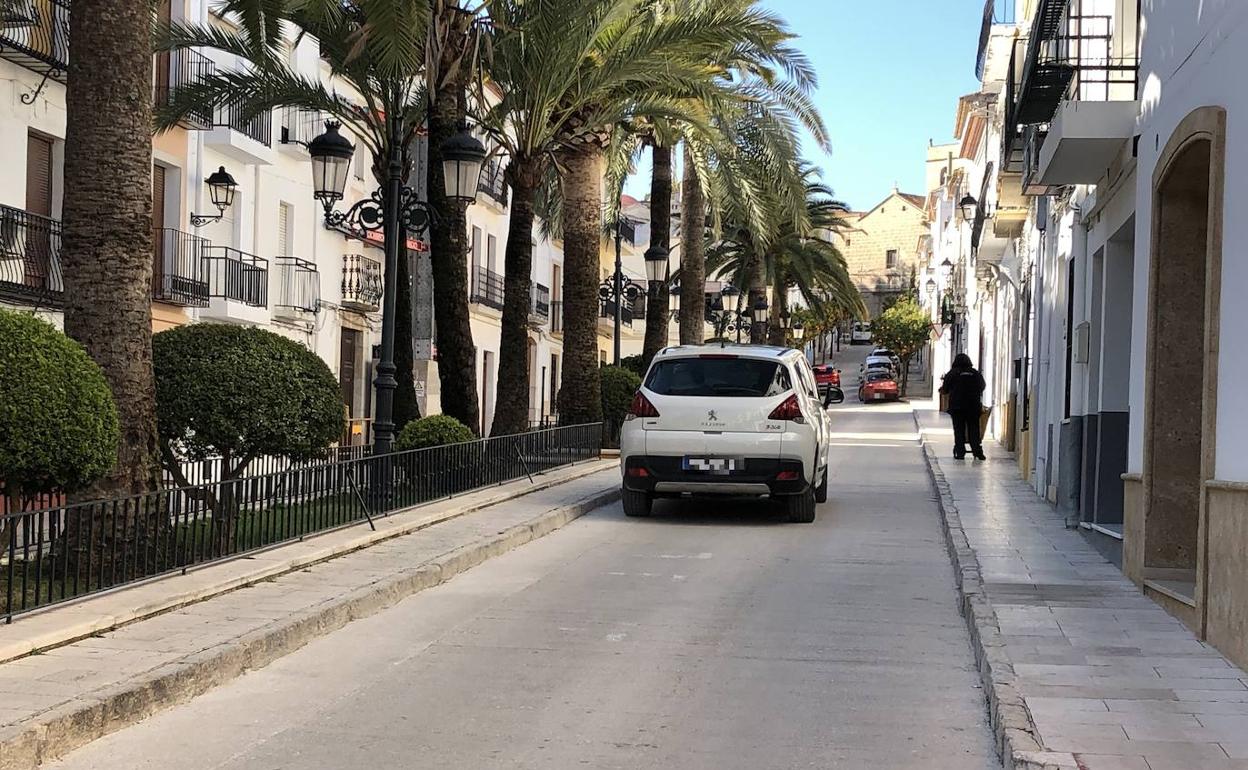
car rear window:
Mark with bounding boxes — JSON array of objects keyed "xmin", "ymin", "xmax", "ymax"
[
  {"xmin": 865, "ymin": 371, "xmax": 894, "ymax": 382},
  {"xmin": 645, "ymin": 357, "xmax": 791, "ymax": 397}
]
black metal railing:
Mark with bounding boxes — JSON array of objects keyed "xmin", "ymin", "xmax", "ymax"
[
  {"xmin": 600, "ymin": 297, "xmax": 638, "ymax": 327},
  {"xmin": 164, "ymin": 445, "xmax": 372, "ymax": 489},
  {"xmin": 342, "ymin": 253, "xmax": 382, "ymax": 311},
  {"xmin": 471, "ymin": 266, "xmax": 505, "ymax": 310},
  {"xmin": 2, "ymin": 423, "xmax": 602, "ymax": 621},
  {"xmin": 619, "ymin": 219, "xmax": 637, "ymax": 246},
  {"xmin": 531, "ymin": 282, "xmax": 550, "ymax": 320},
  {"xmin": 0, "ymin": 0, "xmax": 70, "ymax": 78},
  {"xmin": 203, "ymin": 246, "xmax": 268, "ymax": 307},
  {"xmin": 0, "ymin": 204, "xmax": 63, "ymax": 306},
  {"xmin": 152, "ymin": 228, "xmax": 210, "ymax": 306},
  {"xmin": 477, "ymin": 158, "xmax": 508, "ymax": 206},
  {"xmin": 214, "ymin": 99, "xmax": 272, "ymax": 146},
  {"xmin": 153, "ymin": 48, "xmax": 215, "ymax": 129},
  {"xmin": 551, "ymin": 300, "xmax": 563, "ymax": 333},
  {"xmin": 274, "ymin": 256, "xmax": 320, "ymax": 313},
  {"xmin": 279, "ymin": 106, "xmax": 324, "ymax": 146}
]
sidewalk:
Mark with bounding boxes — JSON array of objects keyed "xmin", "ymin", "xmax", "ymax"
[
  {"xmin": 0, "ymin": 462, "xmax": 618, "ymax": 770},
  {"xmin": 915, "ymin": 402, "xmax": 1248, "ymax": 770}
]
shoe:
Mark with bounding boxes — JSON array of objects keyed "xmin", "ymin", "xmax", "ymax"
[
  {"xmin": 973, "ymin": 452, "xmax": 986, "ymax": 461},
  {"xmin": 953, "ymin": 453, "xmax": 966, "ymax": 460}
]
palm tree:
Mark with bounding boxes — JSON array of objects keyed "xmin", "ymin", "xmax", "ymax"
[
  {"xmin": 61, "ymin": 0, "xmax": 161, "ymax": 506},
  {"xmin": 480, "ymin": 0, "xmax": 754, "ymax": 431},
  {"xmin": 155, "ymin": 1, "xmax": 487, "ymax": 432},
  {"xmin": 707, "ymin": 169, "xmax": 865, "ymax": 344}
]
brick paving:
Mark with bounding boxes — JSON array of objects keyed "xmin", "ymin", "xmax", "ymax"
[{"xmin": 917, "ymin": 403, "xmax": 1248, "ymax": 770}]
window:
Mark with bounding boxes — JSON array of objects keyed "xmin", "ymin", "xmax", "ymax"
[
  {"xmin": 470, "ymin": 225, "xmax": 482, "ymax": 274},
  {"xmin": 278, "ymin": 202, "xmax": 292, "ymax": 257},
  {"xmin": 886, "ymin": 249, "xmax": 898, "ymax": 269},
  {"xmin": 26, "ymin": 132, "xmax": 54, "ymax": 217},
  {"xmin": 645, "ymin": 358, "xmax": 791, "ymax": 398},
  {"xmin": 487, "ymin": 233, "xmax": 498, "ymax": 273}
]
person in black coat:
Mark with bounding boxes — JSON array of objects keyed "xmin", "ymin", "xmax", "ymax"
[{"xmin": 940, "ymin": 353, "xmax": 986, "ymax": 461}]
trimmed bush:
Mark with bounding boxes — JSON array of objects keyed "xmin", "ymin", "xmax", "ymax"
[
  {"xmin": 618, "ymin": 354, "xmax": 647, "ymax": 378},
  {"xmin": 153, "ymin": 324, "xmax": 342, "ymax": 478},
  {"xmin": 0, "ymin": 309, "xmax": 119, "ymax": 496},
  {"xmin": 600, "ymin": 365, "xmax": 641, "ymax": 424},
  {"xmin": 396, "ymin": 415, "xmax": 476, "ymax": 451}
]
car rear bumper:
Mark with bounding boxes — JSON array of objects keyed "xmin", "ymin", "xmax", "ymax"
[{"xmin": 622, "ymin": 456, "xmax": 809, "ymax": 496}]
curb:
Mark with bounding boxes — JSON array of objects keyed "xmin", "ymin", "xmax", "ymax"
[
  {"xmin": 913, "ymin": 412, "xmax": 1063, "ymax": 770},
  {"xmin": 0, "ymin": 460, "xmax": 614, "ymax": 665},
  {"xmin": 0, "ymin": 485, "xmax": 621, "ymax": 770}
]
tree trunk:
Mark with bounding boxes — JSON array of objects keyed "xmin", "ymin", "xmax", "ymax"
[
  {"xmin": 747, "ymin": 251, "xmax": 766, "ymax": 344},
  {"xmin": 61, "ymin": 0, "xmax": 161, "ymax": 512},
  {"xmin": 768, "ymin": 271, "xmax": 787, "ymax": 346},
  {"xmin": 678, "ymin": 144, "xmax": 706, "ymax": 345},
  {"xmin": 490, "ymin": 162, "xmax": 541, "ymax": 436},
  {"xmin": 557, "ymin": 148, "xmax": 604, "ymax": 425},
  {"xmin": 392, "ymin": 228, "xmax": 420, "ymax": 433},
  {"xmin": 641, "ymin": 143, "xmax": 672, "ymax": 367},
  {"xmin": 427, "ymin": 64, "xmax": 480, "ymax": 433}
]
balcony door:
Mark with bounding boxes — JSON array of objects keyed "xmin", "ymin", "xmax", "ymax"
[
  {"xmin": 23, "ymin": 132, "xmax": 54, "ymax": 289},
  {"xmin": 152, "ymin": 163, "xmax": 168, "ymax": 296},
  {"xmin": 153, "ymin": 0, "xmax": 172, "ymax": 105}
]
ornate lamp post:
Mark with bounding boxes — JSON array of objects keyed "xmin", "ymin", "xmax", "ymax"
[
  {"xmin": 309, "ymin": 120, "xmax": 486, "ymax": 454},
  {"xmin": 600, "ymin": 216, "xmax": 653, "ymax": 365}
]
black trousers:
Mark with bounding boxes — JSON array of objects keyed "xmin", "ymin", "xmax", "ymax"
[{"xmin": 949, "ymin": 409, "xmax": 982, "ymax": 457}]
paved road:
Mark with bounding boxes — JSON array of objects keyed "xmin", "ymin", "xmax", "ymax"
[{"xmin": 49, "ymin": 360, "xmax": 997, "ymax": 769}]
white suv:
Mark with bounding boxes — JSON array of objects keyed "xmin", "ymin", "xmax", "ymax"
[{"xmin": 619, "ymin": 345, "xmax": 843, "ymax": 523}]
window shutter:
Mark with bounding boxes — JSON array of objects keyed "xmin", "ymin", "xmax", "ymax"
[
  {"xmin": 25, "ymin": 133, "xmax": 53, "ymax": 217},
  {"xmin": 278, "ymin": 203, "xmax": 291, "ymax": 257}
]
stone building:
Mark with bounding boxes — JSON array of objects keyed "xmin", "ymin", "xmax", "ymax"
[{"xmin": 835, "ymin": 188, "xmax": 928, "ymax": 317}]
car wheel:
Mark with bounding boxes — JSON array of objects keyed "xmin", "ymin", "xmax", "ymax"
[
  {"xmin": 622, "ymin": 487, "xmax": 652, "ymax": 517},
  {"xmin": 814, "ymin": 466, "xmax": 829, "ymax": 504},
  {"xmin": 785, "ymin": 487, "xmax": 817, "ymax": 523}
]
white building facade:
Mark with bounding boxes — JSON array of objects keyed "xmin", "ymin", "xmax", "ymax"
[{"xmin": 950, "ymin": 0, "xmax": 1248, "ymax": 670}]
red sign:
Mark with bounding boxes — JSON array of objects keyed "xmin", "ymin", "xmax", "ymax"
[{"xmin": 359, "ymin": 229, "xmax": 429, "ymax": 253}]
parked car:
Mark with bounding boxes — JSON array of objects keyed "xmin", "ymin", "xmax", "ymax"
[
  {"xmin": 858, "ymin": 370, "xmax": 900, "ymax": 402},
  {"xmin": 619, "ymin": 345, "xmax": 842, "ymax": 523},
  {"xmin": 870, "ymin": 347, "xmax": 902, "ymax": 371},
  {"xmin": 812, "ymin": 364, "xmax": 841, "ymax": 392}
]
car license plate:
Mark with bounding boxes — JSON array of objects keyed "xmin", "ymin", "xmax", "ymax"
[
  {"xmin": 873, "ymin": 393, "xmax": 885, "ymax": 400},
  {"xmin": 683, "ymin": 457, "xmax": 741, "ymax": 474}
]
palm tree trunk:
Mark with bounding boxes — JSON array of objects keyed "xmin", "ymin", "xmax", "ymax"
[
  {"xmin": 678, "ymin": 144, "xmax": 705, "ymax": 345},
  {"xmin": 641, "ymin": 143, "xmax": 672, "ymax": 367},
  {"xmin": 768, "ymin": 271, "xmax": 787, "ymax": 346},
  {"xmin": 62, "ymin": 0, "xmax": 160, "ymax": 504},
  {"xmin": 747, "ymin": 252, "xmax": 767, "ymax": 344},
  {"xmin": 557, "ymin": 148, "xmax": 604, "ymax": 425},
  {"xmin": 490, "ymin": 162, "xmax": 541, "ymax": 436},
  {"xmin": 427, "ymin": 64, "xmax": 480, "ymax": 434}
]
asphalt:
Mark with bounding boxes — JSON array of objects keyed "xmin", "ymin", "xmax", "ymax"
[{"xmin": 46, "ymin": 346, "xmax": 999, "ymax": 770}]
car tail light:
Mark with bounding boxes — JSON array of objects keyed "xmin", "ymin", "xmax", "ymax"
[
  {"xmin": 776, "ymin": 470, "xmax": 800, "ymax": 481},
  {"xmin": 625, "ymin": 391, "xmax": 660, "ymax": 420},
  {"xmin": 626, "ymin": 466, "xmax": 649, "ymax": 478},
  {"xmin": 767, "ymin": 394, "xmax": 805, "ymax": 423}
]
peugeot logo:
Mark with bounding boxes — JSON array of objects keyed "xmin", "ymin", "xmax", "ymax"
[{"xmin": 707, "ymin": 410, "xmax": 719, "ymax": 422}]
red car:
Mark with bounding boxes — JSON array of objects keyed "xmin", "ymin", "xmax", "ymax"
[
  {"xmin": 813, "ymin": 364, "xmax": 841, "ymax": 391},
  {"xmin": 858, "ymin": 370, "xmax": 900, "ymax": 402}
]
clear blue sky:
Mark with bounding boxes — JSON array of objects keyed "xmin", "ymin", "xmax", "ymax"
[{"xmin": 624, "ymin": 0, "xmax": 983, "ymax": 211}]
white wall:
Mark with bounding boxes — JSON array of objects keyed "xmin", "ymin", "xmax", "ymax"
[{"xmin": 1131, "ymin": 0, "xmax": 1248, "ymax": 481}]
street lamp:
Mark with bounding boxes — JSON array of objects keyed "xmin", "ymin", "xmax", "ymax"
[
  {"xmin": 189, "ymin": 166, "xmax": 238, "ymax": 227},
  {"xmin": 958, "ymin": 193, "xmax": 979, "ymax": 223},
  {"xmin": 792, "ymin": 321, "xmax": 805, "ymax": 341},
  {"xmin": 308, "ymin": 118, "xmax": 486, "ymax": 453},
  {"xmin": 643, "ymin": 245, "xmax": 669, "ymax": 285},
  {"xmin": 925, "ymin": 278, "xmax": 937, "ymax": 295},
  {"xmin": 940, "ymin": 257, "xmax": 955, "ymax": 280},
  {"xmin": 752, "ymin": 297, "xmax": 769, "ymax": 324},
  {"xmin": 779, "ymin": 309, "xmax": 791, "ymax": 330},
  {"xmin": 440, "ymin": 123, "xmax": 488, "ymax": 205},
  {"xmin": 600, "ymin": 216, "xmax": 644, "ymax": 365}
]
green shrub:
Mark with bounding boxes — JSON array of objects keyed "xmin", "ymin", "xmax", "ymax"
[
  {"xmin": 153, "ymin": 324, "xmax": 342, "ymax": 478},
  {"xmin": 618, "ymin": 354, "xmax": 647, "ymax": 378},
  {"xmin": 600, "ymin": 365, "xmax": 642, "ymax": 424},
  {"xmin": 396, "ymin": 415, "xmax": 476, "ymax": 451},
  {"xmin": 0, "ymin": 309, "xmax": 119, "ymax": 496}
]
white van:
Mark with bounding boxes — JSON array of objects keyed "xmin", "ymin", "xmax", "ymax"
[{"xmin": 851, "ymin": 321, "xmax": 873, "ymax": 345}]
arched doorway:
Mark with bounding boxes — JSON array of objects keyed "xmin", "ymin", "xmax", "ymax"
[{"xmin": 1142, "ymin": 107, "xmax": 1225, "ymax": 616}]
